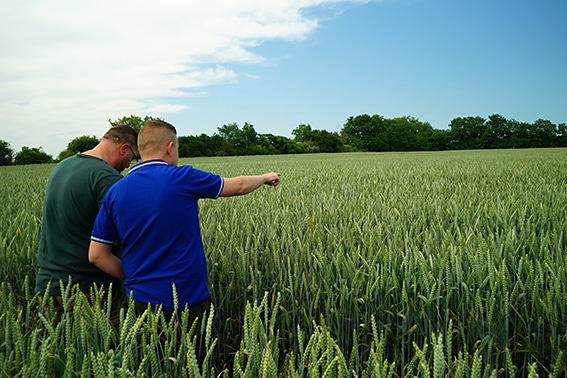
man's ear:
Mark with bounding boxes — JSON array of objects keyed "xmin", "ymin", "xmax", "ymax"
[{"xmin": 166, "ymin": 140, "xmax": 174, "ymax": 155}]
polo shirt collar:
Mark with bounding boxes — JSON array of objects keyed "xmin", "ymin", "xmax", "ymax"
[{"xmin": 128, "ymin": 159, "xmax": 169, "ymax": 174}]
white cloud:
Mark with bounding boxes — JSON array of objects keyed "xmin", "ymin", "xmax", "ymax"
[
  {"xmin": 147, "ymin": 104, "xmax": 189, "ymax": 114},
  {"xmin": 0, "ymin": 0, "xmax": 371, "ymax": 156}
]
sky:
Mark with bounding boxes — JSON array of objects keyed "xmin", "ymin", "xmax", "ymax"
[{"xmin": 1, "ymin": 0, "xmax": 566, "ymax": 157}]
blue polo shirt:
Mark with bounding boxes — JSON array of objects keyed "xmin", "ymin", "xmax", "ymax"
[{"xmin": 91, "ymin": 159, "xmax": 224, "ymax": 310}]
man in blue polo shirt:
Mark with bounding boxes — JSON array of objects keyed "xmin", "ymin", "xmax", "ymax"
[{"xmin": 88, "ymin": 119, "xmax": 281, "ymax": 343}]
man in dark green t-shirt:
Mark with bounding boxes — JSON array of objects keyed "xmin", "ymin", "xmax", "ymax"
[{"xmin": 35, "ymin": 125, "xmax": 138, "ymax": 325}]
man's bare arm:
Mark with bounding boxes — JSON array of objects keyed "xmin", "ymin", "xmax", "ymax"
[
  {"xmin": 220, "ymin": 172, "xmax": 281, "ymax": 197},
  {"xmin": 88, "ymin": 241, "xmax": 125, "ymax": 279}
]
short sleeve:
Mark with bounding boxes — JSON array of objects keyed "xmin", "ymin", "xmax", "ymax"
[{"xmin": 177, "ymin": 166, "xmax": 223, "ymax": 199}]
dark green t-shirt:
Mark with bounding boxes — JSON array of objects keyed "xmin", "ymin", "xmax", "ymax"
[{"xmin": 35, "ymin": 153, "xmax": 123, "ymax": 295}]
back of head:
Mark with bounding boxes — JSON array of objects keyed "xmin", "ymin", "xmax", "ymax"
[
  {"xmin": 102, "ymin": 125, "xmax": 139, "ymax": 150},
  {"xmin": 138, "ymin": 120, "xmax": 177, "ymax": 158}
]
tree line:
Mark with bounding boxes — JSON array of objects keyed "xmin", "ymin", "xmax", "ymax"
[{"xmin": 2, "ymin": 113, "xmax": 566, "ymax": 165}]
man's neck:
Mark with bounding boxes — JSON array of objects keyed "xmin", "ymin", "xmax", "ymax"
[{"xmin": 83, "ymin": 143, "xmax": 114, "ymax": 167}]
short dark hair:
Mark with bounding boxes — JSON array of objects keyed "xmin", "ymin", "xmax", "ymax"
[{"xmin": 103, "ymin": 124, "xmax": 138, "ymax": 149}]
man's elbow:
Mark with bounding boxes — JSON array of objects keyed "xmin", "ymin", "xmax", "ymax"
[
  {"xmin": 88, "ymin": 241, "xmax": 104, "ymax": 265},
  {"xmin": 88, "ymin": 253, "xmax": 97, "ymax": 265},
  {"xmin": 88, "ymin": 252, "xmax": 98, "ymax": 266}
]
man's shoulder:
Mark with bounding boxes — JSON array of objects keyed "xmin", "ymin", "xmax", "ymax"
[
  {"xmin": 57, "ymin": 153, "xmax": 122, "ymax": 187},
  {"xmin": 57, "ymin": 153, "xmax": 111, "ymax": 169}
]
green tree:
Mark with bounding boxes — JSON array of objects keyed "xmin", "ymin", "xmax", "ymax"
[
  {"xmin": 241, "ymin": 123, "xmax": 263, "ymax": 155},
  {"xmin": 530, "ymin": 118, "xmax": 556, "ymax": 148},
  {"xmin": 109, "ymin": 115, "xmax": 162, "ymax": 132},
  {"xmin": 340, "ymin": 115, "xmax": 368, "ymax": 151},
  {"xmin": 256, "ymin": 134, "xmax": 278, "ymax": 155},
  {"xmin": 215, "ymin": 123, "xmax": 241, "ymax": 155},
  {"xmin": 14, "ymin": 146, "xmax": 53, "ymax": 165},
  {"xmin": 310, "ymin": 129, "xmax": 343, "ymax": 152},
  {"xmin": 291, "ymin": 124, "xmax": 313, "ymax": 142},
  {"xmin": 57, "ymin": 135, "xmax": 100, "ymax": 161},
  {"xmin": 484, "ymin": 114, "xmax": 511, "ymax": 149},
  {"xmin": 178, "ymin": 135, "xmax": 210, "ymax": 157},
  {"xmin": 241, "ymin": 122, "xmax": 259, "ymax": 146},
  {"xmin": 448, "ymin": 116, "xmax": 487, "ymax": 150},
  {"xmin": 341, "ymin": 114, "xmax": 390, "ymax": 151},
  {"xmin": 216, "ymin": 122, "xmax": 263, "ymax": 155},
  {"xmin": 341, "ymin": 114, "xmax": 442, "ymax": 152},
  {"xmin": 428, "ymin": 128, "xmax": 451, "ymax": 151},
  {"xmin": 385, "ymin": 116, "xmax": 434, "ymax": 151},
  {"xmin": 0, "ymin": 139, "xmax": 14, "ymax": 165},
  {"xmin": 260, "ymin": 134, "xmax": 301, "ymax": 154},
  {"xmin": 205, "ymin": 134, "xmax": 228, "ymax": 156},
  {"xmin": 509, "ymin": 120, "xmax": 531, "ymax": 148},
  {"xmin": 556, "ymin": 123, "xmax": 567, "ymax": 147},
  {"xmin": 292, "ymin": 124, "xmax": 344, "ymax": 152}
]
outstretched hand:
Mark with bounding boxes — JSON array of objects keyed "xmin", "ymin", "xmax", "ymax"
[{"xmin": 265, "ymin": 172, "xmax": 281, "ymax": 187}]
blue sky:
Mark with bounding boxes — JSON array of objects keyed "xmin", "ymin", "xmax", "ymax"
[{"xmin": 1, "ymin": 0, "xmax": 566, "ymax": 156}]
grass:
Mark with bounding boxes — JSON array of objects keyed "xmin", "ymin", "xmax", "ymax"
[{"xmin": 1, "ymin": 149, "xmax": 567, "ymax": 376}]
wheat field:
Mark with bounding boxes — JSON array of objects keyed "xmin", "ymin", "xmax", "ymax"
[{"xmin": 1, "ymin": 149, "xmax": 566, "ymax": 377}]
